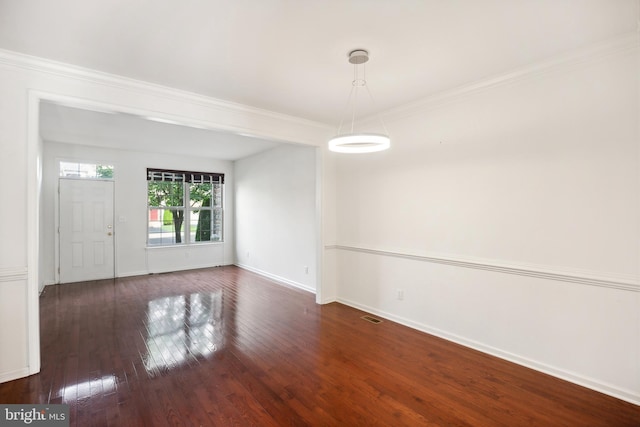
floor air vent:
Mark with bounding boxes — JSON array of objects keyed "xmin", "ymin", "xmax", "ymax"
[{"xmin": 361, "ymin": 315, "xmax": 383, "ymax": 324}]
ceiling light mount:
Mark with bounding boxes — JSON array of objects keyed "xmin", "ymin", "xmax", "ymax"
[
  {"xmin": 348, "ymin": 49, "xmax": 369, "ymax": 65},
  {"xmin": 328, "ymin": 49, "xmax": 390, "ymax": 154}
]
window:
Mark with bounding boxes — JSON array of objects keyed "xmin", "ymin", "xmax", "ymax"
[
  {"xmin": 60, "ymin": 161, "xmax": 114, "ymax": 179},
  {"xmin": 147, "ymin": 168, "xmax": 224, "ymax": 246}
]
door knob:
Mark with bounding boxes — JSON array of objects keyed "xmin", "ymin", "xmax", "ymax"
[{"xmin": 107, "ymin": 232, "xmax": 113, "ymax": 236}]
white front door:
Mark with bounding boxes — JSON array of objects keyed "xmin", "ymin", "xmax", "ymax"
[{"xmin": 59, "ymin": 179, "xmax": 115, "ymax": 283}]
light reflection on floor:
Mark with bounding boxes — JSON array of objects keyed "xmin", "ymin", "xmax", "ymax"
[
  {"xmin": 142, "ymin": 290, "xmax": 224, "ymax": 374},
  {"xmin": 60, "ymin": 374, "xmax": 117, "ymax": 402}
]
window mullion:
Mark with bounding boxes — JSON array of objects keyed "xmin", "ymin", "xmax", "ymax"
[{"xmin": 184, "ymin": 182, "xmax": 190, "ymax": 244}]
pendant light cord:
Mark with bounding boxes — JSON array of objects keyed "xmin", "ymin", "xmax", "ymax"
[
  {"xmin": 335, "ymin": 58, "xmax": 388, "ymax": 136},
  {"xmin": 351, "ymin": 62, "xmax": 359, "ymax": 134},
  {"xmin": 364, "ymin": 81, "xmax": 390, "ymax": 136},
  {"xmin": 335, "ymin": 83, "xmax": 356, "ymax": 135}
]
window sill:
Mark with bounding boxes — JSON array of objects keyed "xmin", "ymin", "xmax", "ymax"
[{"xmin": 145, "ymin": 242, "xmax": 224, "ymax": 250}]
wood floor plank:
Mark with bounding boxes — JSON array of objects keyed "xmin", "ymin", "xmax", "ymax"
[{"xmin": 0, "ymin": 266, "xmax": 638, "ymax": 426}]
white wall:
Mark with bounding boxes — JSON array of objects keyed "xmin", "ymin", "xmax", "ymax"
[
  {"xmin": 41, "ymin": 141, "xmax": 235, "ymax": 283},
  {"xmin": 333, "ymin": 44, "xmax": 640, "ymax": 403},
  {"xmin": 0, "ymin": 49, "xmax": 329, "ymax": 384},
  {"xmin": 235, "ymin": 144, "xmax": 317, "ymax": 292},
  {"xmin": 0, "ymin": 59, "xmax": 34, "ymax": 382},
  {"xmin": 319, "ymin": 149, "xmax": 338, "ymax": 303}
]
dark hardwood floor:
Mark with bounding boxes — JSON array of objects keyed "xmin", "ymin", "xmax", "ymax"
[{"xmin": 0, "ymin": 266, "xmax": 638, "ymax": 426}]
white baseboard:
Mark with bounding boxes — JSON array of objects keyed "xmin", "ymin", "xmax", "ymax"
[
  {"xmin": 0, "ymin": 367, "xmax": 31, "ymax": 384},
  {"xmin": 116, "ymin": 270, "xmax": 151, "ymax": 278},
  {"xmin": 39, "ymin": 281, "xmax": 55, "ymax": 294},
  {"xmin": 48, "ymin": 266, "xmax": 233, "ymax": 283},
  {"xmin": 337, "ymin": 297, "xmax": 640, "ymax": 406},
  {"xmin": 147, "ymin": 263, "xmax": 230, "ymax": 275},
  {"xmin": 235, "ymin": 263, "xmax": 315, "ymax": 294}
]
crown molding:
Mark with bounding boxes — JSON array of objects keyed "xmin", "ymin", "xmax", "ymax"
[
  {"xmin": 2, "ymin": 31, "xmax": 635, "ymax": 133},
  {"xmin": 328, "ymin": 245, "xmax": 639, "ymax": 292},
  {"xmin": 371, "ymin": 32, "xmax": 640, "ymax": 124},
  {"xmin": 0, "ymin": 48, "xmax": 330, "ymax": 132}
]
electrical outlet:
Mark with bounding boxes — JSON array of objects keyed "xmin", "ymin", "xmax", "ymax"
[
  {"xmin": 304, "ymin": 266, "xmax": 309, "ymax": 274},
  {"xmin": 396, "ymin": 289, "xmax": 404, "ymax": 301}
]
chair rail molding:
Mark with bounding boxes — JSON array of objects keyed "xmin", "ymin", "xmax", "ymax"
[
  {"xmin": 328, "ymin": 245, "xmax": 639, "ymax": 292},
  {"xmin": 0, "ymin": 267, "xmax": 28, "ymax": 283}
]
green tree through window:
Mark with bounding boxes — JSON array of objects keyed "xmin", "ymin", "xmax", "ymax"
[
  {"xmin": 148, "ymin": 181, "xmax": 185, "ymax": 243},
  {"xmin": 147, "ymin": 169, "xmax": 224, "ymax": 246}
]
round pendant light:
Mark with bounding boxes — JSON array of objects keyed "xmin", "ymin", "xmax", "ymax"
[{"xmin": 328, "ymin": 50, "xmax": 391, "ymax": 154}]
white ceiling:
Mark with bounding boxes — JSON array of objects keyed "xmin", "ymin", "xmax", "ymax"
[{"xmin": 1, "ymin": 0, "xmax": 637, "ymax": 157}]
